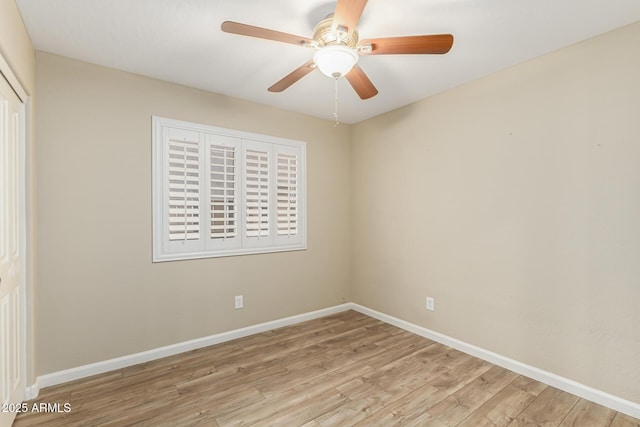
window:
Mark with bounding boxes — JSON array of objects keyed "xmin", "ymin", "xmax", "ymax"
[{"xmin": 152, "ymin": 117, "xmax": 306, "ymax": 261}]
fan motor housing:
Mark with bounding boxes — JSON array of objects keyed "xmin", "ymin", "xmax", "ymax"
[{"xmin": 312, "ymin": 15, "xmax": 358, "ymax": 48}]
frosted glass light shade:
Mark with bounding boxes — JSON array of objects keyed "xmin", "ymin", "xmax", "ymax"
[{"xmin": 313, "ymin": 45, "xmax": 359, "ymax": 78}]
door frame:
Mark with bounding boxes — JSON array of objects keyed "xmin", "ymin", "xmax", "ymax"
[{"xmin": 0, "ymin": 51, "xmax": 33, "ymax": 402}]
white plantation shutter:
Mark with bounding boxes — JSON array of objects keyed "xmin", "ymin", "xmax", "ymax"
[
  {"xmin": 167, "ymin": 138, "xmax": 200, "ymax": 241},
  {"xmin": 274, "ymin": 145, "xmax": 304, "ymax": 247},
  {"xmin": 244, "ymin": 147, "xmax": 270, "ymax": 241},
  {"xmin": 153, "ymin": 117, "xmax": 306, "ymax": 261},
  {"xmin": 276, "ymin": 152, "xmax": 298, "ymax": 236},
  {"xmin": 209, "ymin": 143, "xmax": 237, "ymax": 240}
]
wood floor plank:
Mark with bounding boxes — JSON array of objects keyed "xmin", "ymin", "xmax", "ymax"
[
  {"xmin": 456, "ymin": 383, "xmax": 538, "ymax": 427},
  {"xmin": 509, "ymin": 374, "xmax": 548, "ymax": 397},
  {"xmin": 250, "ymin": 388, "xmax": 349, "ymax": 426},
  {"xmin": 70, "ymin": 387, "xmax": 180, "ymax": 427},
  {"xmin": 559, "ymin": 398, "xmax": 617, "ymax": 427},
  {"xmin": 365, "ymin": 331, "xmax": 437, "ymax": 369},
  {"xmin": 349, "ymin": 383, "xmax": 450, "ymax": 426},
  {"xmin": 316, "ymin": 393, "xmax": 390, "ymax": 426},
  {"xmin": 134, "ymin": 386, "xmax": 265, "ymax": 427},
  {"xmin": 318, "ymin": 340, "xmax": 389, "ymax": 372},
  {"xmin": 428, "ymin": 365, "xmax": 519, "ymax": 425},
  {"xmin": 428, "ymin": 356, "xmax": 494, "ymax": 396},
  {"xmin": 405, "ymin": 412, "xmax": 450, "ymax": 427},
  {"xmin": 335, "ymin": 344, "xmax": 450, "ymax": 404},
  {"xmin": 13, "ymin": 310, "xmax": 640, "ymax": 427},
  {"xmin": 176, "ymin": 360, "xmax": 286, "ymax": 397},
  {"xmin": 216, "ymin": 361, "xmax": 372, "ymax": 426},
  {"xmin": 611, "ymin": 412, "xmax": 640, "ymax": 427},
  {"xmin": 508, "ymin": 386, "xmax": 580, "ymax": 426},
  {"xmin": 318, "ymin": 355, "xmax": 450, "ymax": 426}
]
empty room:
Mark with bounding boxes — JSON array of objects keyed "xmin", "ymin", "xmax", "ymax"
[{"xmin": 1, "ymin": 0, "xmax": 639, "ymax": 426}]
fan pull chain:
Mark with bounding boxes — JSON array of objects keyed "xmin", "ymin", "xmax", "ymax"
[{"xmin": 333, "ymin": 75, "xmax": 340, "ymax": 127}]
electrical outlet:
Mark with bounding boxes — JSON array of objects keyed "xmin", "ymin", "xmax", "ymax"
[
  {"xmin": 426, "ymin": 297, "xmax": 435, "ymax": 312},
  {"xmin": 234, "ymin": 295, "xmax": 243, "ymax": 309}
]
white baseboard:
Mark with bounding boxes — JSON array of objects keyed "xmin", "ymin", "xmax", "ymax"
[
  {"xmin": 32, "ymin": 303, "xmax": 352, "ymax": 393},
  {"xmin": 27, "ymin": 302, "xmax": 640, "ymax": 420},
  {"xmin": 349, "ymin": 303, "xmax": 640, "ymax": 420},
  {"xmin": 24, "ymin": 380, "xmax": 39, "ymax": 401}
]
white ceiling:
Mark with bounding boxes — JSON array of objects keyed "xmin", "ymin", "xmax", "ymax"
[{"xmin": 16, "ymin": 0, "xmax": 640, "ymax": 124}]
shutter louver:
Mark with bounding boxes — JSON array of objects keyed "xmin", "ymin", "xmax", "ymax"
[
  {"xmin": 245, "ymin": 149, "xmax": 269, "ymax": 238},
  {"xmin": 167, "ymin": 139, "xmax": 200, "ymax": 241},
  {"xmin": 210, "ymin": 144, "xmax": 237, "ymax": 239},
  {"xmin": 277, "ymin": 153, "xmax": 298, "ymax": 236}
]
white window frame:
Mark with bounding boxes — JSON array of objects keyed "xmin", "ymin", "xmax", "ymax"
[{"xmin": 152, "ymin": 116, "xmax": 307, "ymax": 262}]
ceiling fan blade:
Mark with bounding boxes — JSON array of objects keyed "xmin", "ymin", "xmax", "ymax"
[
  {"xmin": 268, "ymin": 60, "xmax": 316, "ymax": 93},
  {"xmin": 345, "ymin": 65, "xmax": 378, "ymax": 99},
  {"xmin": 221, "ymin": 21, "xmax": 313, "ymax": 47},
  {"xmin": 332, "ymin": 0, "xmax": 368, "ymax": 37},
  {"xmin": 359, "ymin": 34, "xmax": 454, "ymax": 55}
]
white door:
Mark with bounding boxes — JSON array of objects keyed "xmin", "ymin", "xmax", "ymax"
[{"xmin": 0, "ymin": 73, "xmax": 25, "ymax": 427}]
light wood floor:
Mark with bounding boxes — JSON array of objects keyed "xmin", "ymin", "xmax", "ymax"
[{"xmin": 14, "ymin": 310, "xmax": 640, "ymax": 426}]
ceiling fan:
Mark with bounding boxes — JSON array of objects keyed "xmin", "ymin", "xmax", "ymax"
[{"xmin": 221, "ymin": 0, "xmax": 454, "ymax": 100}]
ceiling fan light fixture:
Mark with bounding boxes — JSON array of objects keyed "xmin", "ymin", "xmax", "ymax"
[{"xmin": 313, "ymin": 45, "xmax": 358, "ymax": 78}]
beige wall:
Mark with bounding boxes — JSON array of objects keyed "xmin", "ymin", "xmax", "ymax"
[
  {"xmin": 35, "ymin": 52, "xmax": 352, "ymax": 375},
  {"xmin": 351, "ymin": 21, "xmax": 640, "ymax": 403}
]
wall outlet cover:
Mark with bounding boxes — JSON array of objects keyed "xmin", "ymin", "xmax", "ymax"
[
  {"xmin": 235, "ymin": 295, "xmax": 244, "ymax": 309},
  {"xmin": 426, "ymin": 297, "xmax": 435, "ymax": 311}
]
